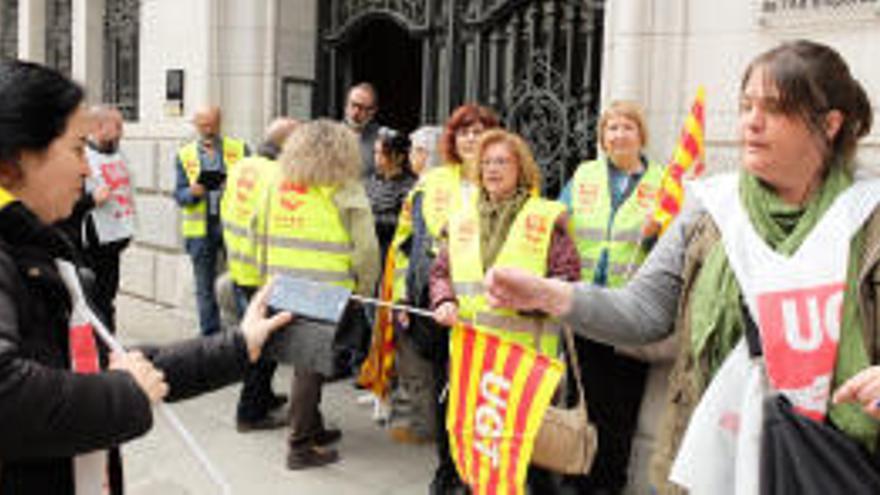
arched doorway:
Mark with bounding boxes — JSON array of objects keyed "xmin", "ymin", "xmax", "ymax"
[{"xmin": 344, "ymin": 17, "xmax": 422, "ymax": 134}]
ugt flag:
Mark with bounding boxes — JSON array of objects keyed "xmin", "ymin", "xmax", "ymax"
[{"xmin": 447, "ymin": 322, "xmax": 563, "ymax": 495}]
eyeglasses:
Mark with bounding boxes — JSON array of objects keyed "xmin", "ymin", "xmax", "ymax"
[
  {"xmin": 348, "ymin": 101, "xmax": 376, "ymax": 112},
  {"xmin": 456, "ymin": 127, "xmax": 484, "ymax": 139},
  {"xmin": 480, "ymin": 157, "xmax": 515, "ymax": 168}
]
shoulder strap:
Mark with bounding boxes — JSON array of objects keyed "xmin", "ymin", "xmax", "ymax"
[{"xmin": 560, "ymin": 324, "xmax": 589, "ymax": 415}]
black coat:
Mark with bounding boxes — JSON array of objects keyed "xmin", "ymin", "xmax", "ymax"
[{"xmin": 0, "ymin": 199, "xmax": 249, "ymax": 494}]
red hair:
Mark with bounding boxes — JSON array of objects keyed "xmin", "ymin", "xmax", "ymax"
[{"xmin": 440, "ymin": 104, "xmax": 501, "ymax": 164}]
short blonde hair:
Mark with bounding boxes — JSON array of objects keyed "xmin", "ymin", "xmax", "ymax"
[
  {"xmin": 597, "ymin": 100, "xmax": 648, "ymax": 153},
  {"xmin": 278, "ymin": 119, "xmax": 361, "ymax": 186},
  {"xmin": 475, "ymin": 129, "xmax": 542, "ymax": 192}
]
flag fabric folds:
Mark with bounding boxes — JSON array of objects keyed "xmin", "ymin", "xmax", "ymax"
[
  {"xmin": 356, "ymin": 248, "xmax": 399, "ymax": 398},
  {"xmin": 652, "ymin": 85, "xmax": 706, "ymax": 234},
  {"xmin": 447, "ymin": 322, "xmax": 564, "ymax": 495}
]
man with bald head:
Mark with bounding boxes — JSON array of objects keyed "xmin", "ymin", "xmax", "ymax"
[
  {"xmin": 220, "ymin": 116, "xmax": 299, "ymax": 431},
  {"xmin": 174, "ymin": 105, "xmax": 249, "ymax": 336},
  {"xmin": 56, "ymin": 105, "xmax": 137, "ymax": 332}
]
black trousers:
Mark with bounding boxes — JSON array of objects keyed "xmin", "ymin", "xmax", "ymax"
[
  {"xmin": 234, "ymin": 284, "xmax": 280, "ymax": 422},
  {"xmin": 562, "ymin": 338, "xmax": 649, "ymax": 494},
  {"xmin": 84, "ymin": 239, "xmax": 129, "ymax": 333}
]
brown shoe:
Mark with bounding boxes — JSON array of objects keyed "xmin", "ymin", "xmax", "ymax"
[
  {"xmin": 389, "ymin": 426, "xmax": 431, "ymax": 445},
  {"xmin": 286, "ymin": 446, "xmax": 340, "ymax": 470},
  {"xmin": 314, "ymin": 428, "xmax": 342, "ymax": 446}
]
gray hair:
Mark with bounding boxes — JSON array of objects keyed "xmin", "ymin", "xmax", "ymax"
[{"xmin": 409, "ymin": 125, "xmax": 443, "ymax": 169}]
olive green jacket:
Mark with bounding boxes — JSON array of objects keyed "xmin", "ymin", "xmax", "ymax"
[{"xmin": 651, "ymin": 208, "xmax": 880, "ymax": 494}]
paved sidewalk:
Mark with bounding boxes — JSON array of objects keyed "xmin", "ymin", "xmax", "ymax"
[{"xmin": 116, "ymin": 294, "xmax": 435, "ymax": 495}]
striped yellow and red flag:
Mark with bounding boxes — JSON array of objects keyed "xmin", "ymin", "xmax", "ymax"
[
  {"xmin": 356, "ymin": 247, "xmax": 398, "ymax": 398},
  {"xmin": 447, "ymin": 322, "xmax": 564, "ymax": 495},
  {"xmin": 652, "ymin": 86, "xmax": 706, "ymax": 234}
]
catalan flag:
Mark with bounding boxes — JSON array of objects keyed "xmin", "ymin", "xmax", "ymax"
[
  {"xmin": 447, "ymin": 322, "xmax": 564, "ymax": 495},
  {"xmin": 357, "ymin": 196, "xmax": 414, "ymax": 398},
  {"xmin": 356, "ymin": 249, "xmax": 397, "ymax": 398},
  {"xmin": 652, "ymin": 86, "xmax": 706, "ymax": 234}
]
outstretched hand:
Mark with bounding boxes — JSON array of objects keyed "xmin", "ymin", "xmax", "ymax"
[
  {"xmin": 832, "ymin": 365, "xmax": 880, "ymax": 420},
  {"xmin": 484, "ymin": 267, "xmax": 574, "ymax": 317},
  {"xmin": 240, "ymin": 280, "xmax": 294, "ymax": 362}
]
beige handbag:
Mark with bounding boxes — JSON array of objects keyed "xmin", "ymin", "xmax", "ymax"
[{"xmin": 530, "ymin": 324, "xmax": 598, "ymax": 475}]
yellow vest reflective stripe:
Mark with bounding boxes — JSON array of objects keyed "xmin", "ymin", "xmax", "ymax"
[
  {"xmin": 388, "ymin": 165, "xmax": 476, "ymax": 301},
  {"xmin": 220, "ymin": 155, "xmax": 277, "ymax": 287},
  {"xmin": 449, "ymin": 196, "xmax": 565, "ymax": 356},
  {"xmin": 387, "ymin": 188, "xmax": 416, "ymax": 301},
  {"xmin": 178, "ymin": 137, "xmax": 247, "ymax": 238},
  {"xmin": 570, "ymin": 158, "xmax": 663, "ymax": 287},
  {"xmin": 260, "ymin": 181, "xmax": 355, "ymax": 290}
]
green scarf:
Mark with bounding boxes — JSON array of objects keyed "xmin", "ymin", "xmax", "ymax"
[
  {"xmin": 478, "ymin": 187, "xmax": 530, "ymax": 269},
  {"xmin": 688, "ymin": 166, "xmax": 877, "ymax": 449}
]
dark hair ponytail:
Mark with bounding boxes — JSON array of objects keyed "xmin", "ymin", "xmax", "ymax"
[{"xmin": 0, "ymin": 60, "xmax": 85, "ymax": 166}]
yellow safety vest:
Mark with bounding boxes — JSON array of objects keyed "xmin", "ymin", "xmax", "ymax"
[
  {"xmin": 570, "ymin": 158, "xmax": 663, "ymax": 287},
  {"xmin": 449, "ymin": 196, "xmax": 566, "ymax": 356},
  {"xmin": 259, "ymin": 180, "xmax": 355, "ymax": 289},
  {"xmin": 178, "ymin": 137, "xmax": 246, "ymax": 238},
  {"xmin": 220, "ymin": 155, "xmax": 279, "ymax": 288},
  {"xmin": 387, "ymin": 164, "xmax": 476, "ymax": 301}
]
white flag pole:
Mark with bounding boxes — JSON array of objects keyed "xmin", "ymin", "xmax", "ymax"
[{"xmin": 56, "ymin": 260, "xmax": 233, "ymax": 495}]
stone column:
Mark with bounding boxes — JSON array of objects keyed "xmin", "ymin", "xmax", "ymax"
[
  {"xmin": 72, "ymin": 0, "xmax": 106, "ymax": 103},
  {"xmin": 18, "ymin": 0, "xmax": 46, "ymax": 62}
]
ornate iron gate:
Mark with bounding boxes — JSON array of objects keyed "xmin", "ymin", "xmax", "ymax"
[{"xmin": 316, "ymin": 0, "xmax": 605, "ymax": 194}]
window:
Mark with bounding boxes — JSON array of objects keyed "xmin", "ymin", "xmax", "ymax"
[
  {"xmin": 103, "ymin": 0, "xmax": 139, "ymax": 121},
  {"xmin": 45, "ymin": 0, "xmax": 72, "ymax": 76},
  {"xmin": 0, "ymin": 0, "xmax": 17, "ymax": 59}
]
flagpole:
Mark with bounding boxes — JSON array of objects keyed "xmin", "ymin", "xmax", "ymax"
[
  {"xmin": 350, "ymin": 293, "xmax": 437, "ymax": 319},
  {"xmin": 56, "ymin": 261, "xmax": 233, "ymax": 495}
]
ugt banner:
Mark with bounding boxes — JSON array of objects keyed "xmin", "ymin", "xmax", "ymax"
[{"xmin": 447, "ymin": 322, "xmax": 563, "ymax": 495}]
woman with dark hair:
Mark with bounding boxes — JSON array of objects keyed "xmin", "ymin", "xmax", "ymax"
[
  {"xmin": 366, "ymin": 127, "xmax": 417, "ymax": 261},
  {"xmin": 0, "ymin": 60, "xmax": 291, "ymax": 494},
  {"xmin": 484, "ymin": 40, "xmax": 880, "ymax": 494}
]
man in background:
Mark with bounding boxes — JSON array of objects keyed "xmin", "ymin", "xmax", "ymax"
[
  {"xmin": 221, "ymin": 117, "xmax": 299, "ymax": 431},
  {"xmin": 173, "ymin": 105, "xmax": 248, "ymax": 336},
  {"xmin": 344, "ymin": 82, "xmax": 381, "ymax": 178}
]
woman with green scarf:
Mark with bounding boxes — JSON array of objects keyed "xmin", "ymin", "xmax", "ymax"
[{"xmin": 481, "ymin": 40, "xmax": 880, "ymax": 494}]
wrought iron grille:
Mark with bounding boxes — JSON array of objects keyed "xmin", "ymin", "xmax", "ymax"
[
  {"xmin": 103, "ymin": 0, "xmax": 140, "ymax": 121},
  {"xmin": 0, "ymin": 0, "xmax": 17, "ymax": 59},
  {"xmin": 45, "ymin": 0, "xmax": 72, "ymax": 76},
  {"xmin": 330, "ymin": 0, "xmax": 429, "ymax": 37},
  {"xmin": 318, "ymin": 0, "xmax": 605, "ymax": 194}
]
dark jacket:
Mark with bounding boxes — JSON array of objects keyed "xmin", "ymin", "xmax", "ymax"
[{"xmin": 0, "ymin": 199, "xmax": 249, "ymax": 494}]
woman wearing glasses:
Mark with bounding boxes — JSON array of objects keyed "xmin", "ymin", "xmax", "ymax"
[{"xmin": 430, "ymin": 129, "xmax": 581, "ymax": 492}]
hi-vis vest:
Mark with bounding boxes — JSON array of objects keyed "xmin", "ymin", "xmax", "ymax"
[
  {"xmin": 259, "ymin": 180, "xmax": 355, "ymax": 289},
  {"xmin": 571, "ymin": 158, "xmax": 662, "ymax": 287},
  {"xmin": 178, "ymin": 137, "xmax": 246, "ymax": 238},
  {"xmin": 449, "ymin": 196, "xmax": 566, "ymax": 356},
  {"xmin": 220, "ymin": 155, "xmax": 279, "ymax": 288},
  {"xmin": 388, "ymin": 164, "xmax": 477, "ymax": 301}
]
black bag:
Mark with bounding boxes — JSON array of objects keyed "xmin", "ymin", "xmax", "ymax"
[
  {"xmin": 263, "ymin": 276, "xmax": 367, "ymax": 380},
  {"xmin": 760, "ymin": 394, "xmax": 880, "ymax": 495}
]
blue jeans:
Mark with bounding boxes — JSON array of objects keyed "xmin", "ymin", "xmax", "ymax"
[{"xmin": 185, "ymin": 225, "xmax": 223, "ymax": 336}]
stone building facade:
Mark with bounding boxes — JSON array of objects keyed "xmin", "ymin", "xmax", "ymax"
[{"xmin": 2, "ymin": 1, "xmax": 879, "ymax": 492}]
